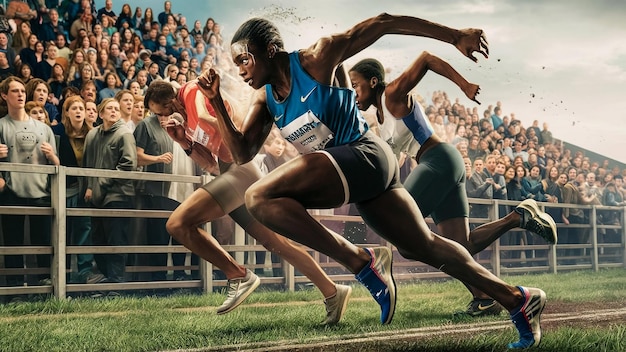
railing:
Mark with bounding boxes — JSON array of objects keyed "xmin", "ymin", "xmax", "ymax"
[{"xmin": 0, "ymin": 162, "xmax": 624, "ymax": 299}]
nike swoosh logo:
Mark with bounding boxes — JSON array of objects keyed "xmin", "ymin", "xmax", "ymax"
[
  {"xmin": 477, "ymin": 302, "xmax": 496, "ymax": 311},
  {"xmin": 274, "ymin": 114, "xmax": 284, "ymax": 122},
  {"xmin": 300, "ymin": 86, "xmax": 317, "ymax": 102},
  {"xmin": 374, "ymin": 288, "xmax": 388, "ymax": 299}
]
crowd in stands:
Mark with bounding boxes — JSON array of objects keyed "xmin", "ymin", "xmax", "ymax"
[
  {"xmin": 418, "ymin": 93, "xmax": 626, "ymax": 222},
  {"xmin": 0, "ymin": 0, "xmax": 240, "ymax": 302},
  {"xmin": 0, "ymin": 0, "xmax": 239, "ymax": 118},
  {"xmin": 418, "ymin": 91, "xmax": 625, "ymax": 264},
  {"xmin": 0, "ymin": 0, "xmax": 624, "ymax": 302}
]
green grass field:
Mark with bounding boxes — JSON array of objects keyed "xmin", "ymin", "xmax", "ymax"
[{"xmin": 1, "ymin": 269, "xmax": 625, "ymax": 351}]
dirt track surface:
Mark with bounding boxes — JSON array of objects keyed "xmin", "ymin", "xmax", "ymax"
[{"xmin": 167, "ymin": 303, "xmax": 626, "ymax": 352}]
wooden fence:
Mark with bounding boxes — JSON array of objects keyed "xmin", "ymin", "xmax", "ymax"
[{"xmin": 0, "ymin": 163, "xmax": 624, "ymax": 299}]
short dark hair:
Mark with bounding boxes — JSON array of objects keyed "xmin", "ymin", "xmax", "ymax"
[
  {"xmin": 61, "ymin": 85, "xmax": 80, "ymax": 98},
  {"xmin": 350, "ymin": 58, "xmax": 385, "ymax": 88},
  {"xmin": 144, "ymin": 80, "xmax": 176, "ymax": 108}
]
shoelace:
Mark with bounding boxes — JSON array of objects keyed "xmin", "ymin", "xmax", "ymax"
[
  {"xmin": 225, "ymin": 279, "xmax": 241, "ymax": 299},
  {"xmin": 526, "ymin": 219, "xmax": 545, "ymax": 237}
]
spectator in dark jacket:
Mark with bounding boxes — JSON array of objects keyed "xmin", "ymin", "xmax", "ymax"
[
  {"xmin": 39, "ymin": 9, "xmax": 65, "ymax": 43},
  {"xmin": 466, "ymin": 158, "xmax": 493, "ymax": 220},
  {"xmin": 83, "ymin": 98, "xmax": 137, "ymax": 283}
]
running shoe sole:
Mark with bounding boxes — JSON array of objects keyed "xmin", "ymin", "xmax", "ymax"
[{"xmin": 517, "ymin": 199, "xmax": 558, "ymax": 244}]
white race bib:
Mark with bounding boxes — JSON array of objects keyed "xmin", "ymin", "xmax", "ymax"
[{"xmin": 281, "ymin": 111, "xmax": 334, "ymax": 153}]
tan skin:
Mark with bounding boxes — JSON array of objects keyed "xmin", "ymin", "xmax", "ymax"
[
  {"xmin": 150, "ymin": 98, "xmax": 336, "ymax": 297},
  {"xmin": 198, "ymin": 14, "xmax": 524, "ymax": 311},
  {"xmin": 349, "ymin": 51, "xmax": 527, "ymax": 301}
]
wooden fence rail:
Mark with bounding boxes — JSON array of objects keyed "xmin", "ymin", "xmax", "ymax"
[{"xmin": 0, "ymin": 163, "xmax": 624, "ymax": 299}]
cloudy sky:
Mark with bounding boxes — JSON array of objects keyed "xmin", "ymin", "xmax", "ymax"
[{"xmin": 97, "ymin": 0, "xmax": 626, "ymax": 162}]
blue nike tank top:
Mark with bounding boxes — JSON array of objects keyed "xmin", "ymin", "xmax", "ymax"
[{"xmin": 265, "ymin": 51, "xmax": 368, "ymax": 153}]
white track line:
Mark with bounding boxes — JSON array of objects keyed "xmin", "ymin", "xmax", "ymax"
[{"xmin": 164, "ymin": 307, "xmax": 626, "ymax": 352}]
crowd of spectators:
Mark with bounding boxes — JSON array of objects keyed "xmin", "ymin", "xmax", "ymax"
[
  {"xmin": 417, "ymin": 92, "xmax": 626, "ymax": 217},
  {"xmin": 0, "ymin": 0, "xmax": 238, "ymax": 120},
  {"xmin": 0, "ymin": 0, "xmax": 624, "ymax": 301},
  {"xmin": 417, "ymin": 90, "xmax": 625, "ymax": 264},
  {"xmin": 0, "ymin": 0, "xmax": 239, "ymax": 302}
]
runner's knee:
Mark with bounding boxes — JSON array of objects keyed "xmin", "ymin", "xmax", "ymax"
[
  {"xmin": 166, "ymin": 215, "xmax": 189, "ymax": 241},
  {"xmin": 244, "ymin": 183, "xmax": 268, "ymax": 216}
]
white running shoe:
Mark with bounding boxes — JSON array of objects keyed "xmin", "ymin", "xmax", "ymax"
[
  {"xmin": 322, "ymin": 284, "xmax": 352, "ymax": 325},
  {"xmin": 216, "ymin": 269, "xmax": 260, "ymax": 315}
]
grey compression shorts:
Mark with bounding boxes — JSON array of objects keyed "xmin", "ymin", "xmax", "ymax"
[
  {"xmin": 403, "ymin": 142, "xmax": 469, "ymax": 224},
  {"xmin": 200, "ymin": 160, "xmax": 263, "ymax": 229},
  {"xmin": 317, "ymin": 130, "xmax": 403, "ymax": 205}
]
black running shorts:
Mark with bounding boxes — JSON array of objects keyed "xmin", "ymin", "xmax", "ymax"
[
  {"xmin": 403, "ymin": 142, "xmax": 469, "ymax": 224},
  {"xmin": 317, "ymin": 130, "xmax": 403, "ymax": 205}
]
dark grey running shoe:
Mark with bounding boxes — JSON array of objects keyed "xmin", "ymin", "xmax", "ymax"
[
  {"xmin": 463, "ymin": 298, "xmax": 503, "ymax": 317},
  {"xmin": 516, "ymin": 199, "xmax": 558, "ymax": 244}
]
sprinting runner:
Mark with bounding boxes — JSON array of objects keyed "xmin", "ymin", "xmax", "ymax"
[
  {"xmin": 146, "ymin": 80, "xmax": 351, "ymax": 324},
  {"xmin": 347, "ymin": 52, "xmax": 557, "ymax": 317},
  {"xmin": 197, "ymin": 14, "xmax": 547, "ymax": 349}
]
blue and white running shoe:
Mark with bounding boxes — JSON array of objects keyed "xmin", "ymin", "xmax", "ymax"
[
  {"xmin": 355, "ymin": 247, "xmax": 397, "ymax": 324},
  {"xmin": 508, "ymin": 286, "xmax": 547, "ymax": 349}
]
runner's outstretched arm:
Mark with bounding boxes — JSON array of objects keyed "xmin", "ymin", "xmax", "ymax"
[
  {"xmin": 303, "ymin": 13, "xmax": 489, "ymax": 84},
  {"xmin": 385, "ymin": 51, "xmax": 481, "ymax": 118}
]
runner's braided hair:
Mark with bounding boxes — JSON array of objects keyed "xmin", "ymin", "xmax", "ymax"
[{"xmin": 231, "ymin": 18, "xmax": 284, "ymax": 51}]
